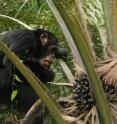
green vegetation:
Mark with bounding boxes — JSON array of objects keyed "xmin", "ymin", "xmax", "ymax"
[{"xmin": 0, "ymin": 0, "xmax": 117, "ymax": 124}]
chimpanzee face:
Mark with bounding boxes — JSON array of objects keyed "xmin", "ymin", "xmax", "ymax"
[{"xmin": 37, "ymin": 31, "xmax": 63, "ymax": 70}]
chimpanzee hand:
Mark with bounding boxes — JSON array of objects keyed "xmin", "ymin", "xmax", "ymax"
[
  {"xmin": 55, "ymin": 48, "xmax": 67, "ymax": 61},
  {"xmin": 24, "ymin": 57, "xmax": 39, "ymax": 64}
]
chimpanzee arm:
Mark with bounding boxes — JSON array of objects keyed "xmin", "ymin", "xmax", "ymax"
[{"xmin": 30, "ymin": 63, "xmax": 54, "ymax": 83}]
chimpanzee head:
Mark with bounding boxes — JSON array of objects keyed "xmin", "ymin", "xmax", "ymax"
[{"xmin": 34, "ymin": 29, "xmax": 67, "ymax": 71}]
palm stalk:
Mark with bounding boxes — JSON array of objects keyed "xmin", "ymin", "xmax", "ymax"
[
  {"xmin": 50, "ymin": 1, "xmax": 112, "ymax": 124},
  {"xmin": 46, "ymin": 0, "xmax": 84, "ymax": 68},
  {"xmin": 102, "ymin": 0, "xmax": 113, "ymax": 48},
  {"xmin": 81, "ymin": 0, "xmax": 107, "ymax": 58},
  {"xmin": 111, "ymin": 0, "xmax": 117, "ymax": 52}
]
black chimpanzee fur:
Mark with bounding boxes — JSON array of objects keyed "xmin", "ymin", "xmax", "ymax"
[{"xmin": 0, "ymin": 28, "xmax": 67, "ymax": 114}]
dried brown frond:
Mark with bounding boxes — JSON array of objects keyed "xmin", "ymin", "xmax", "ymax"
[
  {"xmin": 51, "ymin": 50, "xmax": 117, "ymax": 124},
  {"xmin": 58, "ymin": 53, "xmax": 117, "ymax": 123},
  {"xmin": 107, "ymin": 47, "xmax": 117, "ymax": 58},
  {"xmin": 58, "ymin": 95, "xmax": 100, "ymax": 124},
  {"xmin": 58, "ymin": 93, "xmax": 117, "ymax": 124},
  {"xmin": 96, "ymin": 58, "xmax": 117, "ymax": 86}
]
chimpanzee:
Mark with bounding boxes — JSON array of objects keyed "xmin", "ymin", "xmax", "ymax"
[{"xmin": 0, "ymin": 28, "xmax": 67, "ymax": 114}]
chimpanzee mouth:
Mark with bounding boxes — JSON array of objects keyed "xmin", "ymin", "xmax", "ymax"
[{"xmin": 43, "ymin": 59, "xmax": 53, "ymax": 69}]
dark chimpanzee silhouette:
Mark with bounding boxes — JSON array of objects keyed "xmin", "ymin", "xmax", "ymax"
[{"xmin": 0, "ymin": 28, "xmax": 67, "ymax": 123}]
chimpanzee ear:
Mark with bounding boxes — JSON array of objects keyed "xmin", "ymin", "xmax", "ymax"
[{"xmin": 39, "ymin": 32, "xmax": 48, "ymax": 46}]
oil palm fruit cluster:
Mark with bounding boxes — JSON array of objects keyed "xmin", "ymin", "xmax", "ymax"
[
  {"xmin": 73, "ymin": 74, "xmax": 116, "ymax": 114},
  {"xmin": 102, "ymin": 81, "xmax": 116, "ymax": 101},
  {"xmin": 73, "ymin": 74, "xmax": 94, "ymax": 113}
]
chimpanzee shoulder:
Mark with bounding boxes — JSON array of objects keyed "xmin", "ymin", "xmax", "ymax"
[{"xmin": 0, "ymin": 29, "xmax": 39, "ymax": 49}]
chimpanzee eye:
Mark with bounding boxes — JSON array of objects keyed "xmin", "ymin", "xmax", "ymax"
[{"xmin": 49, "ymin": 46, "xmax": 58, "ymax": 53}]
